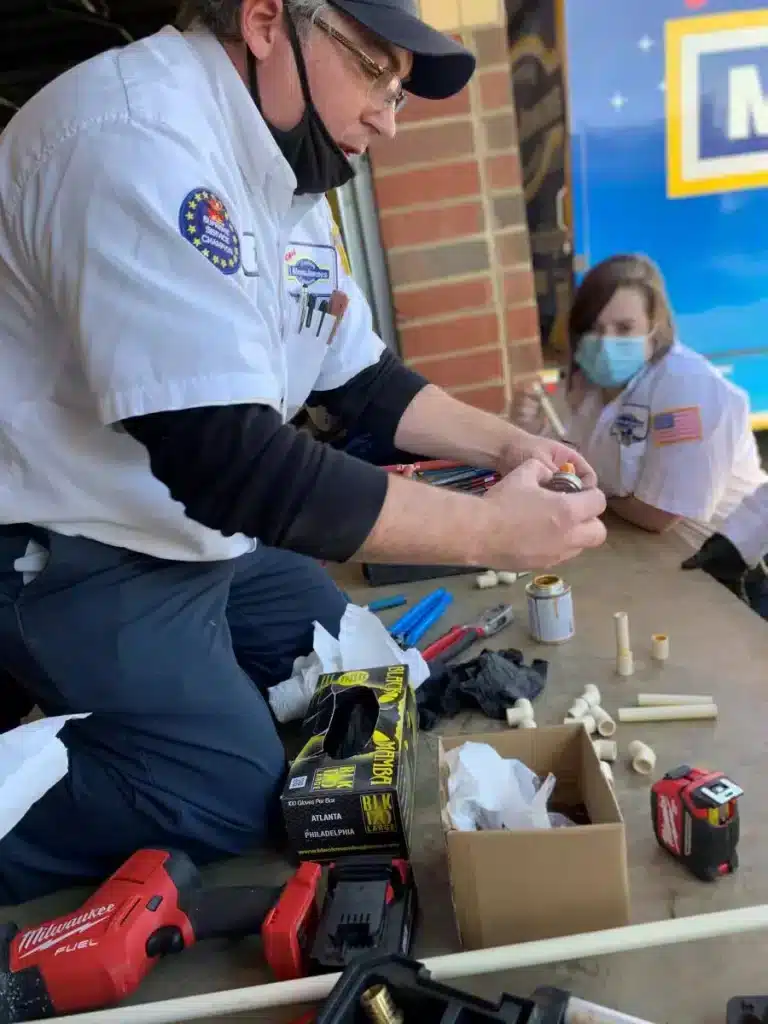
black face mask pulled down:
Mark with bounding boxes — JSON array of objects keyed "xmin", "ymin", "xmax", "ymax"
[{"xmin": 247, "ymin": 15, "xmax": 356, "ymax": 196}]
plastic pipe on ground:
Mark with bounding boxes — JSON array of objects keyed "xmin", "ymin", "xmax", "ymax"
[
  {"xmin": 636, "ymin": 693, "xmax": 713, "ymax": 707},
  {"xmin": 599, "ymin": 761, "xmax": 614, "ymax": 786},
  {"xmin": 565, "ymin": 996, "xmax": 655, "ymax": 1024},
  {"xmin": 650, "ymin": 633, "xmax": 669, "ymax": 661},
  {"xmin": 617, "ymin": 650, "xmax": 634, "ymax": 677},
  {"xmin": 48, "ymin": 905, "xmax": 768, "ymax": 1023},
  {"xmin": 592, "ymin": 706, "xmax": 617, "ymax": 737},
  {"xmin": 593, "ymin": 739, "xmax": 618, "ymax": 762},
  {"xmin": 497, "ymin": 571, "xmax": 520, "ymax": 585},
  {"xmin": 582, "ymin": 684, "xmax": 601, "ymax": 708},
  {"xmin": 627, "ymin": 740, "xmax": 657, "ymax": 776},
  {"xmin": 618, "ymin": 703, "xmax": 718, "ymax": 723},
  {"xmin": 613, "ymin": 611, "xmax": 630, "ymax": 654}
]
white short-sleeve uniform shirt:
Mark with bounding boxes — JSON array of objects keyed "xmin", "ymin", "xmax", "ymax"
[
  {"xmin": 563, "ymin": 342, "xmax": 767, "ymax": 546},
  {"xmin": 0, "ymin": 26, "xmax": 384, "ymax": 562},
  {"xmin": 722, "ymin": 481, "xmax": 768, "ymax": 567}
]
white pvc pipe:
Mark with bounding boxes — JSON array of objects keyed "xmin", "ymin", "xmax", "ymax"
[
  {"xmin": 582, "ymin": 684, "xmax": 601, "ymax": 708},
  {"xmin": 37, "ymin": 903, "xmax": 768, "ymax": 1024},
  {"xmin": 618, "ymin": 703, "xmax": 718, "ymax": 723},
  {"xmin": 614, "ymin": 611, "xmax": 630, "ymax": 654},
  {"xmin": 592, "ymin": 706, "xmax": 616, "ymax": 737},
  {"xmin": 532, "ymin": 380, "xmax": 567, "ymax": 440},
  {"xmin": 650, "ymin": 634, "xmax": 669, "ymax": 662},
  {"xmin": 593, "ymin": 739, "xmax": 618, "ymax": 762},
  {"xmin": 616, "ymin": 651, "xmax": 634, "ymax": 677},
  {"xmin": 636, "ymin": 693, "xmax": 713, "ymax": 707}
]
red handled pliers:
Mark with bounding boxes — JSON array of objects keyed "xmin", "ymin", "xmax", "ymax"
[{"xmin": 422, "ymin": 603, "xmax": 515, "ymax": 664}]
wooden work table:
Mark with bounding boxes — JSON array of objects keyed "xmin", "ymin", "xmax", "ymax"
[{"xmin": 6, "ymin": 519, "xmax": 768, "ymax": 1022}]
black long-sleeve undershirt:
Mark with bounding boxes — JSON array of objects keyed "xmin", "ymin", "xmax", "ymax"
[{"xmin": 122, "ymin": 352, "xmax": 429, "ymax": 562}]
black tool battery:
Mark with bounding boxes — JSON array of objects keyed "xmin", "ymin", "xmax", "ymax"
[{"xmin": 309, "ymin": 858, "xmax": 416, "ymax": 974}]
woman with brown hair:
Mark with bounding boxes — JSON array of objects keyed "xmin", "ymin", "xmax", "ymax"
[{"xmin": 513, "ymin": 253, "xmax": 766, "ymax": 545}]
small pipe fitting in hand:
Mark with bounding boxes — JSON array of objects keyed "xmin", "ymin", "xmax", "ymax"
[{"xmin": 628, "ymin": 740, "xmax": 657, "ymax": 776}]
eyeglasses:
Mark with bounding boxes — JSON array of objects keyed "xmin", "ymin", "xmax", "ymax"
[{"xmin": 313, "ymin": 18, "xmax": 408, "ymax": 113}]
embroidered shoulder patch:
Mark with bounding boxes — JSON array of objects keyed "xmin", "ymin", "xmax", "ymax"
[
  {"xmin": 651, "ymin": 406, "xmax": 703, "ymax": 446},
  {"xmin": 178, "ymin": 189, "xmax": 241, "ymax": 275}
]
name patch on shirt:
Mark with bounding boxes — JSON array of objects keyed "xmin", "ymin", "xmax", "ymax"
[
  {"xmin": 651, "ymin": 406, "xmax": 704, "ymax": 446},
  {"xmin": 178, "ymin": 189, "xmax": 241, "ymax": 275}
]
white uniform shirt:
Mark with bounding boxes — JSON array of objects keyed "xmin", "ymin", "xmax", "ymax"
[
  {"xmin": 562, "ymin": 342, "xmax": 766, "ymax": 546},
  {"xmin": 0, "ymin": 26, "xmax": 383, "ymax": 561},
  {"xmin": 722, "ymin": 481, "xmax": 768, "ymax": 567}
]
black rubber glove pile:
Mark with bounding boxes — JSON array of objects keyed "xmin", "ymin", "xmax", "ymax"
[{"xmin": 416, "ymin": 648, "xmax": 548, "ymax": 731}]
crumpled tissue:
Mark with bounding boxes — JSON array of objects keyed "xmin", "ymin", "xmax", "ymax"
[
  {"xmin": 443, "ymin": 741, "xmax": 557, "ymax": 831},
  {"xmin": 0, "ymin": 713, "xmax": 90, "ymax": 841},
  {"xmin": 269, "ymin": 603, "xmax": 430, "ymax": 724}
]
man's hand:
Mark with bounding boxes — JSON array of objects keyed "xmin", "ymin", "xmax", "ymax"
[
  {"xmin": 480, "ymin": 458, "xmax": 607, "ymax": 570},
  {"xmin": 498, "ymin": 430, "xmax": 598, "ymax": 489}
]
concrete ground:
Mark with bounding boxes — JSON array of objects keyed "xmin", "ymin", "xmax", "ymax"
[{"xmin": 6, "ymin": 517, "xmax": 768, "ymax": 1023}]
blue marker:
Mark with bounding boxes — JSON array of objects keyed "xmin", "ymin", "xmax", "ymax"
[
  {"xmin": 389, "ymin": 587, "xmax": 447, "ymax": 637},
  {"xmin": 405, "ymin": 592, "xmax": 454, "ymax": 646}
]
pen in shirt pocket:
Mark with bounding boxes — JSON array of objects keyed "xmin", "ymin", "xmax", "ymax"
[{"xmin": 326, "ymin": 290, "xmax": 349, "ymax": 345}]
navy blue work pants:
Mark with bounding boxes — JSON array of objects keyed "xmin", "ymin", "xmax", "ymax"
[{"xmin": 0, "ymin": 527, "xmax": 346, "ymax": 905}]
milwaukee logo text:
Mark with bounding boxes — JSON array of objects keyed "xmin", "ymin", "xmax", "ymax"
[{"xmin": 17, "ymin": 904, "xmax": 116, "ymax": 958}]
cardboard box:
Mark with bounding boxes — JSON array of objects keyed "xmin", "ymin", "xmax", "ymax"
[
  {"xmin": 281, "ymin": 665, "xmax": 417, "ymax": 861},
  {"xmin": 439, "ymin": 724, "xmax": 630, "ymax": 949}
]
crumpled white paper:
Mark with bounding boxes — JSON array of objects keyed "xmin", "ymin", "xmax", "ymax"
[
  {"xmin": 269, "ymin": 603, "xmax": 430, "ymax": 724},
  {"xmin": 0, "ymin": 713, "xmax": 90, "ymax": 840},
  {"xmin": 443, "ymin": 741, "xmax": 556, "ymax": 831}
]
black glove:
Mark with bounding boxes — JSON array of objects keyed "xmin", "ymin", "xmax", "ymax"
[{"xmin": 681, "ymin": 532, "xmax": 748, "ymax": 595}]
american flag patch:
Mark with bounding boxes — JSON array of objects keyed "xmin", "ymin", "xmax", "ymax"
[{"xmin": 651, "ymin": 406, "xmax": 703, "ymax": 446}]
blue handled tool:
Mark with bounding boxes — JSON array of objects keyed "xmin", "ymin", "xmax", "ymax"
[
  {"xmin": 366, "ymin": 595, "xmax": 407, "ymax": 612},
  {"xmin": 389, "ymin": 588, "xmax": 447, "ymax": 638},
  {"xmin": 404, "ymin": 592, "xmax": 454, "ymax": 646}
]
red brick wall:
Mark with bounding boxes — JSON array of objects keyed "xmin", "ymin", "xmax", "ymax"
[{"xmin": 369, "ymin": 23, "xmax": 541, "ymax": 416}]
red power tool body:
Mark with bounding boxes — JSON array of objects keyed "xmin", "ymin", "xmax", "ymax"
[{"xmin": 0, "ymin": 848, "xmax": 287, "ymax": 1021}]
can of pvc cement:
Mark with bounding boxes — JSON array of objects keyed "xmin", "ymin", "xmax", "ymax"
[
  {"xmin": 526, "ymin": 573, "xmax": 575, "ymax": 644},
  {"xmin": 543, "ymin": 464, "xmax": 583, "ymax": 494}
]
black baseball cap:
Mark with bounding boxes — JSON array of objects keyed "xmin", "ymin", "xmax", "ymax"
[{"xmin": 328, "ymin": 0, "xmax": 477, "ymax": 100}]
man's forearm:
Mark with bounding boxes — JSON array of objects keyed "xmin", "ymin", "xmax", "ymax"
[
  {"xmin": 393, "ymin": 384, "xmax": 528, "ymax": 471},
  {"xmin": 352, "ymin": 472, "xmax": 491, "ymax": 567}
]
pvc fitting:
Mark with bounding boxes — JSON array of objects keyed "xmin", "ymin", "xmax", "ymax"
[
  {"xmin": 497, "ymin": 572, "xmax": 519, "ymax": 585},
  {"xmin": 519, "ymin": 718, "xmax": 538, "ymax": 729},
  {"xmin": 505, "ymin": 696, "xmax": 536, "ymax": 729},
  {"xmin": 592, "ymin": 738, "xmax": 618, "ymax": 762},
  {"xmin": 476, "ymin": 570, "xmax": 499, "ymax": 590},
  {"xmin": 618, "ymin": 703, "xmax": 718, "ymax": 723},
  {"xmin": 592, "ymin": 705, "xmax": 617, "ymax": 737},
  {"xmin": 582, "ymin": 684, "xmax": 601, "ymax": 708},
  {"xmin": 651, "ymin": 633, "xmax": 670, "ymax": 661},
  {"xmin": 617, "ymin": 650, "xmax": 634, "ymax": 677},
  {"xmin": 566, "ymin": 697, "xmax": 590, "ymax": 720},
  {"xmin": 580, "ymin": 714, "xmax": 597, "ymax": 735},
  {"xmin": 628, "ymin": 740, "xmax": 657, "ymax": 776},
  {"xmin": 600, "ymin": 761, "xmax": 614, "ymax": 787}
]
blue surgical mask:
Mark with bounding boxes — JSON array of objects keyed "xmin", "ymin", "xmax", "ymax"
[{"xmin": 575, "ymin": 333, "xmax": 648, "ymax": 388}]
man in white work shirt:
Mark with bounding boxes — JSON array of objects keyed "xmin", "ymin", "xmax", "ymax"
[
  {"xmin": 0, "ymin": 0, "xmax": 607, "ymax": 903},
  {"xmin": 683, "ymin": 481, "xmax": 768, "ymax": 619}
]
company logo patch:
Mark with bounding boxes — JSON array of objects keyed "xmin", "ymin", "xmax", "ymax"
[
  {"xmin": 178, "ymin": 189, "xmax": 241, "ymax": 274},
  {"xmin": 286, "ymin": 256, "xmax": 331, "ymax": 288},
  {"xmin": 666, "ymin": 10, "xmax": 768, "ymax": 198}
]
